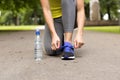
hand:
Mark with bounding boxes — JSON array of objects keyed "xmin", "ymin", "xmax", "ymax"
[
  {"xmin": 74, "ymin": 34, "xmax": 84, "ymax": 49},
  {"xmin": 51, "ymin": 34, "xmax": 60, "ymax": 50}
]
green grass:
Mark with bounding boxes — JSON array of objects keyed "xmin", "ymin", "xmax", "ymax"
[
  {"xmin": 0, "ymin": 25, "xmax": 43, "ymax": 30},
  {"xmin": 0, "ymin": 25, "xmax": 120, "ymax": 34},
  {"xmin": 84, "ymin": 26, "xmax": 120, "ymax": 34}
]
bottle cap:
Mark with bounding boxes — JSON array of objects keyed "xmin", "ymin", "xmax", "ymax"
[{"xmin": 36, "ymin": 29, "xmax": 40, "ymax": 35}]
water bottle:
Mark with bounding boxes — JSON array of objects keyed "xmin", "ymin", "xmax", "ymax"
[{"xmin": 34, "ymin": 29, "xmax": 42, "ymax": 61}]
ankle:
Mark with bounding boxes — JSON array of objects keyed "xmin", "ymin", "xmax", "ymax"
[
  {"xmin": 64, "ymin": 42, "xmax": 73, "ymax": 47},
  {"xmin": 64, "ymin": 41, "xmax": 72, "ymax": 44}
]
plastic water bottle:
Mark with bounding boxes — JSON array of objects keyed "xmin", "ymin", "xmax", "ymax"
[{"xmin": 34, "ymin": 29, "xmax": 42, "ymax": 61}]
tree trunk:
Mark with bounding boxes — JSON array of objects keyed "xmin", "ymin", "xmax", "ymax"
[
  {"xmin": 33, "ymin": 9, "xmax": 38, "ymax": 25},
  {"xmin": 13, "ymin": 15, "xmax": 20, "ymax": 25},
  {"xmin": 16, "ymin": 15, "xmax": 20, "ymax": 25},
  {"xmin": 100, "ymin": 11, "xmax": 103, "ymax": 20},
  {"xmin": 12, "ymin": 11, "xmax": 20, "ymax": 26},
  {"xmin": 90, "ymin": 0, "xmax": 101, "ymax": 21},
  {"xmin": 85, "ymin": 3, "xmax": 90, "ymax": 20},
  {"xmin": 107, "ymin": 6, "xmax": 111, "ymax": 20}
]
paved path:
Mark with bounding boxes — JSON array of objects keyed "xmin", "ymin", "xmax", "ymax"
[{"xmin": 0, "ymin": 30, "xmax": 120, "ymax": 80}]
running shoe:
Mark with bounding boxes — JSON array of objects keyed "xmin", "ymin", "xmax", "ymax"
[{"xmin": 61, "ymin": 42, "xmax": 75, "ymax": 60}]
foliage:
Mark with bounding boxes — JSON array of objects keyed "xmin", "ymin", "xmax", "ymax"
[
  {"xmin": 84, "ymin": 0, "xmax": 90, "ymax": 20},
  {"xmin": 0, "ymin": 0, "xmax": 119, "ymax": 25},
  {"xmin": 100, "ymin": 0, "xmax": 119, "ymax": 20},
  {"xmin": 85, "ymin": 26, "xmax": 120, "ymax": 33},
  {"xmin": 0, "ymin": 0, "xmax": 44, "ymax": 25},
  {"xmin": 84, "ymin": 0, "xmax": 90, "ymax": 4},
  {"xmin": 84, "ymin": 0, "xmax": 119, "ymax": 20}
]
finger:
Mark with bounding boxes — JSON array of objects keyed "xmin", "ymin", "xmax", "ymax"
[
  {"xmin": 52, "ymin": 46, "xmax": 56, "ymax": 50},
  {"xmin": 51, "ymin": 44, "xmax": 56, "ymax": 50},
  {"xmin": 76, "ymin": 42, "xmax": 80, "ymax": 48},
  {"xmin": 79, "ymin": 42, "xmax": 84, "ymax": 48},
  {"xmin": 81, "ymin": 42, "xmax": 84, "ymax": 46},
  {"xmin": 74, "ymin": 40, "xmax": 77, "ymax": 48},
  {"xmin": 54, "ymin": 42, "xmax": 58, "ymax": 50},
  {"xmin": 75, "ymin": 41, "xmax": 82, "ymax": 48},
  {"xmin": 57, "ymin": 41, "xmax": 60, "ymax": 49}
]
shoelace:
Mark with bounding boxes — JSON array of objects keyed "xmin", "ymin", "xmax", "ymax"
[{"xmin": 60, "ymin": 45, "xmax": 74, "ymax": 53}]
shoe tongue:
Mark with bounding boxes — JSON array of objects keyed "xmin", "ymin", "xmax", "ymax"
[
  {"xmin": 65, "ymin": 47, "xmax": 71, "ymax": 51},
  {"xmin": 64, "ymin": 46, "xmax": 74, "ymax": 54},
  {"xmin": 59, "ymin": 42, "xmax": 74, "ymax": 51},
  {"xmin": 64, "ymin": 42, "xmax": 72, "ymax": 47},
  {"xmin": 64, "ymin": 42, "xmax": 73, "ymax": 48}
]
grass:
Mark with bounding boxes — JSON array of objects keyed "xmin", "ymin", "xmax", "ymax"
[
  {"xmin": 0, "ymin": 25, "xmax": 120, "ymax": 34},
  {"xmin": 0, "ymin": 25, "xmax": 44, "ymax": 31},
  {"xmin": 84, "ymin": 26, "xmax": 120, "ymax": 34}
]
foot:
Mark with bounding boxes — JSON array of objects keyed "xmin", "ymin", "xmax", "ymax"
[{"xmin": 61, "ymin": 42, "xmax": 75, "ymax": 60}]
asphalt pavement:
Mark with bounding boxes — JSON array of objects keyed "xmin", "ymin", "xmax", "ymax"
[{"xmin": 0, "ymin": 30, "xmax": 120, "ymax": 80}]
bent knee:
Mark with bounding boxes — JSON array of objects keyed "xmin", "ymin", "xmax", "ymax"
[{"xmin": 44, "ymin": 46, "xmax": 55, "ymax": 56}]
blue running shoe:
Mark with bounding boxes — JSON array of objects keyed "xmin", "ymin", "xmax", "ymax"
[{"xmin": 61, "ymin": 42, "xmax": 75, "ymax": 60}]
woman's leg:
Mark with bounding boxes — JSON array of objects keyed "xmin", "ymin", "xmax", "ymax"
[
  {"xmin": 61, "ymin": 0, "xmax": 76, "ymax": 43},
  {"xmin": 61, "ymin": 0, "xmax": 77, "ymax": 60},
  {"xmin": 43, "ymin": 17, "xmax": 64, "ymax": 56}
]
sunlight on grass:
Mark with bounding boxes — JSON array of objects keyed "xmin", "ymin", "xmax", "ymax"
[
  {"xmin": 84, "ymin": 26, "xmax": 120, "ymax": 33},
  {"xmin": 0, "ymin": 25, "xmax": 45, "ymax": 30}
]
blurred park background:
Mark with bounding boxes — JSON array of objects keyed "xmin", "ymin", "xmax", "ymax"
[{"xmin": 0, "ymin": 0, "xmax": 120, "ymax": 32}]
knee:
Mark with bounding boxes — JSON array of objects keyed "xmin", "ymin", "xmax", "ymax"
[
  {"xmin": 44, "ymin": 45, "xmax": 57, "ymax": 56},
  {"xmin": 44, "ymin": 45, "xmax": 61, "ymax": 56},
  {"xmin": 44, "ymin": 45, "xmax": 53, "ymax": 55}
]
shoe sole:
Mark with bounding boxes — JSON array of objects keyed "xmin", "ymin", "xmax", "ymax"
[
  {"xmin": 61, "ymin": 52, "xmax": 75, "ymax": 60},
  {"xmin": 61, "ymin": 56, "xmax": 75, "ymax": 60}
]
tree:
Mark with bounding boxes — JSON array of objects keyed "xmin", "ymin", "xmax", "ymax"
[
  {"xmin": 0, "ymin": 0, "xmax": 44, "ymax": 25},
  {"xmin": 84, "ymin": 0, "xmax": 90, "ymax": 20},
  {"xmin": 0, "ymin": 0, "xmax": 28, "ymax": 25},
  {"xmin": 89, "ymin": 0, "xmax": 101, "ymax": 21},
  {"xmin": 84, "ymin": 0, "xmax": 119, "ymax": 21},
  {"xmin": 100, "ymin": 0, "xmax": 119, "ymax": 20}
]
